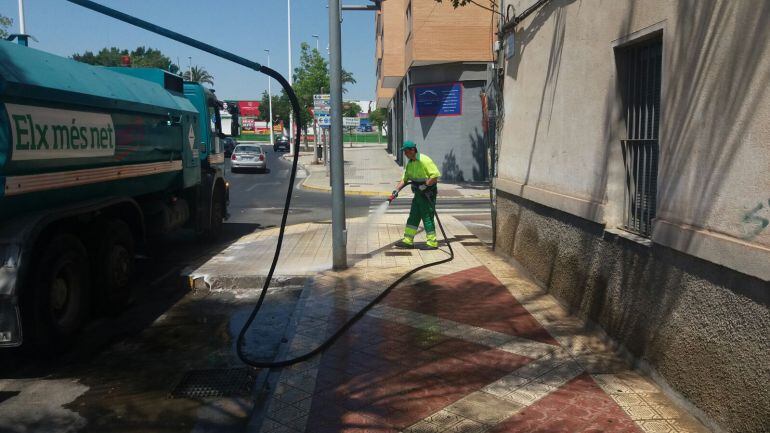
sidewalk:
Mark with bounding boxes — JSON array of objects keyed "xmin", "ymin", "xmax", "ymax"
[
  {"xmin": 185, "ymin": 215, "xmax": 711, "ymax": 433},
  {"xmin": 290, "ymin": 143, "xmax": 490, "ymax": 199}
]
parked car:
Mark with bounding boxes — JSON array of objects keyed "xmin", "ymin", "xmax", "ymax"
[
  {"xmin": 223, "ymin": 137, "xmax": 237, "ymax": 156},
  {"xmin": 273, "ymin": 135, "xmax": 291, "ymax": 152},
  {"xmin": 231, "ymin": 144, "xmax": 267, "ymax": 173}
]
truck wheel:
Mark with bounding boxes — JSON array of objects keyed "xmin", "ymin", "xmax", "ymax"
[
  {"xmin": 26, "ymin": 233, "xmax": 91, "ymax": 347},
  {"xmin": 92, "ymin": 219, "xmax": 135, "ymax": 313},
  {"xmin": 204, "ymin": 191, "xmax": 225, "ymax": 240}
]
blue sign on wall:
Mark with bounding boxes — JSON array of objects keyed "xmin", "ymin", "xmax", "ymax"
[{"xmin": 413, "ymin": 82, "xmax": 463, "ymax": 117}]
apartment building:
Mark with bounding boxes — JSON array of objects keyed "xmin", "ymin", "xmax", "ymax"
[
  {"xmin": 375, "ymin": 0, "xmax": 495, "ymax": 181},
  {"xmin": 495, "ymin": 1, "xmax": 769, "ymax": 432}
]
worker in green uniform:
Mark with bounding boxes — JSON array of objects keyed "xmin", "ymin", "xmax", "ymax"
[{"xmin": 388, "ymin": 141, "xmax": 441, "ymax": 249}]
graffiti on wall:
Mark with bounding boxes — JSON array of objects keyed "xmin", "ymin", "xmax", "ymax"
[{"xmin": 741, "ymin": 199, "xmax": 770, "ymax": 239}]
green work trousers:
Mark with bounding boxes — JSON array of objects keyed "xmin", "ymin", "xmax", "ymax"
[{"xmin": 402, "ymin": 186, "xmax": 437, "ymax": 248}]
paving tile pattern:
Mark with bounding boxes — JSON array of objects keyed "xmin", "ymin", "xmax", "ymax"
[{"xmin": 251, "ymin": 220, "xmax": 710, "ymax": 433}]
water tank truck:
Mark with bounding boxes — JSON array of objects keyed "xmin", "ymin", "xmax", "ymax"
[{"xmin": 0, "ymin": 40, "xmax": 232, "ymax": 348}]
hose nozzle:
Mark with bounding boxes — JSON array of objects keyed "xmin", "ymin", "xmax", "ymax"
[{"xmin": 388, "ymin": 189, "xmax": 398, "ymax": 203}]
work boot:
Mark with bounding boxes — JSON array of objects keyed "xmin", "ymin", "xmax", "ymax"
[
  {"xmin": 396, "ymin": 237, "xmax": 414, "ymax": 249},
  {"xmin": 425, "ymin": 233, "xmax": 438, "ymax": 249}
]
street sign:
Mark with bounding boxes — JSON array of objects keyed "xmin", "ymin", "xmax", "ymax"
[
  {"xmin": 313, "ymin": 94, "xmax": 331, "ymax": 116},
  {"xmin": 317, "ymin": 113, "xmax": 331, "ymax": 127},
  {"xmin": 343, "ymin": 117, "xmax": 360, "ymax": 127}
]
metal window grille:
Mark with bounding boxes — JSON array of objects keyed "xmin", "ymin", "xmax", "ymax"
[{"xmin": 618, "ymin": 36, "xmax": 662, "ymax": 237}]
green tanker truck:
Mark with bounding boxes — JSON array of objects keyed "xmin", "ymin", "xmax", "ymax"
[{"xmin": 0, "ymin": 41, "xmax": 233, "ymax": 348}]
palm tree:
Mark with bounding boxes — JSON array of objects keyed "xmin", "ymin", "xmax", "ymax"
[{"xmin": 183, "ymin": 65, "xmax": 214, "ymax": 86}]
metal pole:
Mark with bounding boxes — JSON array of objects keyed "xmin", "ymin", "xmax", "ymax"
[
  {"xmin": 17, "ymin": 0, "xmax": 26, "ymax": 34},
  {"xmin": 329, "ymin": 0, "xmax": 347, "ymax": 269},
  {"xmin": 287, "ymin": 0, "xmax": 295, "ymax": 156},
  {"xmin": 17, "ymin": 0, "xmax": 27, "ymax": 46},
  {"xmin": 187, "ymin": 56, "xmax": 192, "ymax": 78},
  {"xmin": 265, "ymin": 49, "xmax": 274, "ymax": 148},
  {"xmin": 312, "ymin": 34, "xmax": 319, "ymax": 51}
]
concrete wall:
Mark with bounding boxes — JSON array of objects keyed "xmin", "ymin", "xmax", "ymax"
[
  {"xmin": 495, "ymin": 192, "xmax": 769, "ymax": 433},
  {"xmin": 395, "ymin": 63, "xmax": 489, "ymax": 182},
  {"xmin": 495, "ymin": 0, "xmax": 770, "ymax": 431}
]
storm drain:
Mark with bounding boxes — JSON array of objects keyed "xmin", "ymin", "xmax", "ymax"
[
  {"xmin": 385, "ymin": 251, "xmax": 413, "ymax": 256},
  {"xmin": 169, "ymin": 367, "xmax": 258, "ymax": 399}
]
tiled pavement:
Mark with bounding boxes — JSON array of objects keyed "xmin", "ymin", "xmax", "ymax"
[{"xmin": 247, "ymin": 220, "xmax": 711, "ymax": 433}]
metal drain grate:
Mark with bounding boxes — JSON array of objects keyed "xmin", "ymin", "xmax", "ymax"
[
  {"xmin": 169, "ymin": 367, "xmax": 257, "ymax": 399},
  {"xmin": 385, "ymin": 251, "xmax": 413, "ymax": 256},
  {"xmin": 460, "ymin": 241, "xmax": 486, "ymax": 246}
]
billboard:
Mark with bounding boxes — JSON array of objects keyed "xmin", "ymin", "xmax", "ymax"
[
  {"xmin": 412, "ymin": 82, "xmax": 463, "ymax": 117},
  {"xmin": 237, "ymin": 100, "xmax": 261, "ymax": 117}
]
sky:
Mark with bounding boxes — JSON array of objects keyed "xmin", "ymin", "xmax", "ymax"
[{"xmin": 0, "ymin": 0, "xmax": 377, "ymax": 101}]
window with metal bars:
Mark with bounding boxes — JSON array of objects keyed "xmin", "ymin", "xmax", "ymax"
[{"xmin": 617, "ymin": 35, "xmax": 662, "ymax": 237}]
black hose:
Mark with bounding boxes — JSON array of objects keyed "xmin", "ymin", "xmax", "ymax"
[
  {"xmin": 61, "ymin": 0, "xmax": 456, "ymax": 373},
  {"xmin": 235, "ymin": 76, "xmax": 455, "ymax": 367}
]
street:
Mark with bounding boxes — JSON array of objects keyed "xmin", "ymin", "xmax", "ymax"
[{"xmin": 0, "ymin": 143, "xmax": 494, "ymax": 433}]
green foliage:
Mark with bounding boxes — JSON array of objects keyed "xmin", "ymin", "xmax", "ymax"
[
  {"xmin": 368, "ymin": 108, "xmax": 387, "ymax": 128},
  {"xmin": 343, "ymin": 102, "xmax": 362, "ymax": 118},
  {"xmin": 182, "ymin": 65, "xmax": 214, "ymax": 86},
  {"xmin": 258, "ymin": 90, "xmax": 292, "ymax": 127},
  {"xmin": 291, "ymin": 42, "xmax": 356, "ymax": 127},
  {"xmin": 71, "ymin": 46, "xmax": 180, "ymax": 74},
  {"xmin": 0, "ymin": 14, "xmax": 12, "ymax": 39}
]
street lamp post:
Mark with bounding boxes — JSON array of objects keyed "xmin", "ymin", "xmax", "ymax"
[
  {"xmin": 329, "ymin": 0, "xmax": 347, "ymax": 269},
  {"xmin": 187, "ymin": 56, "xmax": 192, "ymax": 79},
  {"xmin": 287, "ymin": 0, "xmax": 295, "ymax": 156},
  {"xmin": 312, "ymin": 34, "xmax": 320, "ymax": 52},
  {"xmin": 265, "ymin": 49, "xmax": 274, "ymax": 149}
]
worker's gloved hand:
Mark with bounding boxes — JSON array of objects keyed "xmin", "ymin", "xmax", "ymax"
[
  {"xmin": 389, "ymin": 189, "xmax": 398, "ymax": 202},
  {"xmin": 418, "ymin": 184, "xmax": 428, "ymax": 191}
]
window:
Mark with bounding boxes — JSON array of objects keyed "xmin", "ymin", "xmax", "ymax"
[{"xmin": 617, "ymin": 35, "xmax": 662, "ymax": 237}]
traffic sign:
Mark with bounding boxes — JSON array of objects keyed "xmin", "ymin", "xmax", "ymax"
[
  {"xmin": 317, "ymin": 113, "xmax": 331, "ymax": 127},
  {"xmin": 313, "ymin": 94, "xmax": 330, "ymax": 116},
  {"xmin": 343, "ymin": 117, "xmax": 360, "ymax": 127}
]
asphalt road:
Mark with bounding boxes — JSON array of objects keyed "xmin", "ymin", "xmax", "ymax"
[{"xmin": 225, "ymin": 143, "xmax": 371, "ymax": 227}]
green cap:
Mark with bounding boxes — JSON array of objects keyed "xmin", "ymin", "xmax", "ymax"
[{"xmin": 401, "ymin": 140, "xmax": 417, "ymax": 151}]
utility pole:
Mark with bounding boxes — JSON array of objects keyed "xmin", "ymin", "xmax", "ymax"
[
  {"xmin": 329, "ymin": 0, "xmax": 346, "ymax": 269},
  {"xmin": 287, "ymin": 0, "xmax": 295, "ymax": 156},
  {"xmin": 16, "ymin": 0, "xmax": 28, "ymax": 46},
  {"xmin": 265, "ymin": 49, "xmax": 274, "ymax": 148},
  {"xmin": 187, "ymin": 56, "xmax": 192, "ymax": 79}
]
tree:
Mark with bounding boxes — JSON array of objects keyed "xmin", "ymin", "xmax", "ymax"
[
  {"xmin": 182, "ymin": 65, "xmax": 214, "ymax": 86},
  {"xmin": 292, "ymin": 42, "xmax": 356, "ymax": 128},
  {"xmin": 368, "ymin": 108, "xmax": 387, "ymax": 130},
  {"xmin": 258, "ymin": 90, "xmax": 292, "ymax": 128},
  {"xmin": 0, "ymin": 14, "xmax": 12, "ymax": 39},
  {"xmin": 343, "ymin": 102, "xmax": 362, "ymax": 118},
  {"xmin": 72, "ymin": 46, "xmax": 180, "ymax": 74}
]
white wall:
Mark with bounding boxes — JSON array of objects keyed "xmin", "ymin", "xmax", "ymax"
[{"xmin": 497, "ymin": 0, "xmax": 770, "ymax": 280}]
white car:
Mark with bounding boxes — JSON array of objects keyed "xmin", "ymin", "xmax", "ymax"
[{"xmin": 230, "ymin": 144, "xmax": 266, "ymax": 173}]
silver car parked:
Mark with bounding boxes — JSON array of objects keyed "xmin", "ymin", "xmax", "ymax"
[{"xmin": 230, "ymin": 144, "xmax": 267, "ymax": 173}]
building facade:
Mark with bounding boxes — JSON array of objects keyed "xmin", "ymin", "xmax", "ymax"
[
  {"xmin": 375, "ymin": 0, "xmax": 495, "ymax": 181},
  {"xmin": 495, "ymin": 1, "xmax": 769, "ymax": 432}
]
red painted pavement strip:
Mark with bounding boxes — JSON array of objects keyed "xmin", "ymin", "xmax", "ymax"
[
  {"xmin": 382, "ymin": 265, "xmax": 560, "ymax": 345},
  {"xmin": 489, "ymin": 374, "xmax": 643, "ymax": 433},
  {"xmin": 308, "ymin": 312, "xmax": 536, "ymax": 431}
]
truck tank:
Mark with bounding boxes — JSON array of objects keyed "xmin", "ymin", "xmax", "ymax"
[{"xmin": 0, "ymin": 41, "xmax": 200, "ymax": 221}]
